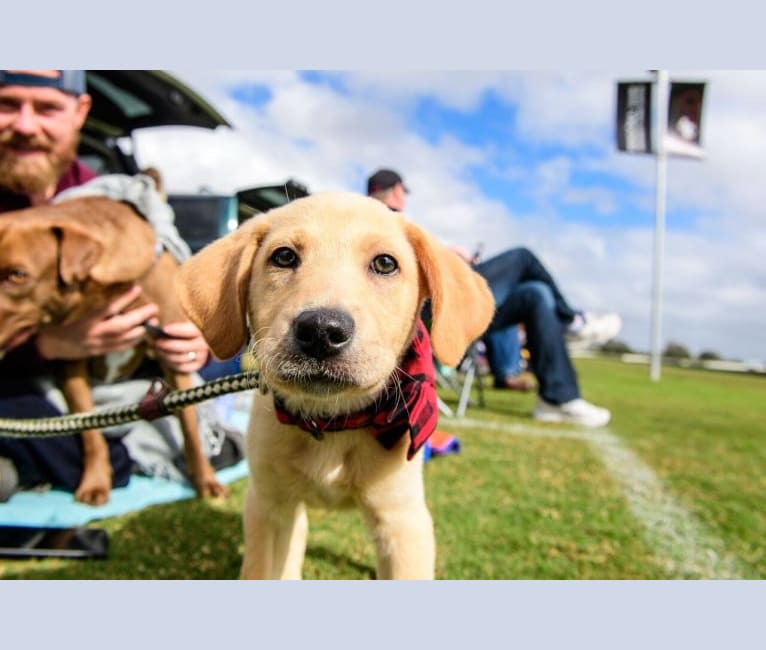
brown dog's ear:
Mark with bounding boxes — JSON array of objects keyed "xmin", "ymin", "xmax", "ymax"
[
  {"xmin": 176, "ymin": 219, "xmax": 267, "ymax": 360},
  {"xmin": 55, "ymin": 220, "xmax": 156, "ymax": 286},
  {"xmin": 55, "ymin": 224, "xmax": 105, "ymax": 285},
  {"xmin": 405, "ymin": 221, "xmax": 495, "ymax": 367},
  {"xmin": 88, "ymin": 221, "xmax": 156, "ymax": 285}
]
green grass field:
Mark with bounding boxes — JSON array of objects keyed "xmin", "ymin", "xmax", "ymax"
[{"xmin": 2, "ymin": 357, "xmax": 764, "ymax": 579}]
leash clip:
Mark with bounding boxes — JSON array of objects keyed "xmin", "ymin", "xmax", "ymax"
[{"xmin": 138, "ymin": 377, "xmax": 173, "ymax": 421}]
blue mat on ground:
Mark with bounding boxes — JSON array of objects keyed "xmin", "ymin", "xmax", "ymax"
[
  {"xmin": 0, "ymin": 460, "xmax": 249, "ymax": 528},
  {"xmin": 0, "ymin": 390, "xmax": 252, "ymax": 528}
]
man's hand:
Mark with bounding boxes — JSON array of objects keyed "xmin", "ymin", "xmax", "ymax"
[
  {"xmin": 36, "ymin": 285, "xmax": 159, "ymax": 360},
  {"xmin": 151, "ymin": 321, "xmax": 210, "ymax": 373}
]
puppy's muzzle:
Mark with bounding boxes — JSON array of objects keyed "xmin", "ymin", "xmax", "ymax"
[{"xmin": 292, "ymin": 308, "xmax": 355, "ymax": 360}]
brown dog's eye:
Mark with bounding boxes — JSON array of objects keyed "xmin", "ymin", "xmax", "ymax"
[
  {"xmin": 370, "ymin": 254, "xmax": 398, "ymax": 276},
  {"xmin": 270, "ymin": 247, "xmax": 299, "ymax": 269},
  {"xmin": 0, "ymin": 268, "xmax": 29, "ymax": 284}
]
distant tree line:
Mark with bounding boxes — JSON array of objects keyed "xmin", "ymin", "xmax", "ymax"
[{"xmin": 598, "ymin": 339, "xmax": 724, "ymax": 361}]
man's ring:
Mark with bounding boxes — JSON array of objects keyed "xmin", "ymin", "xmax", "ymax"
[{"xmin": 188, "ymin": 351, "xmax": 197, "ymax": 361}]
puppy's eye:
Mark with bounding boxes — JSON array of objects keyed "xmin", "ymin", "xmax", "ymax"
[
  {"xmin": 370, "ymin": 254, "xmax": 398, "ymax": 275},
  {"xmin": 0, "ymin": 268, "xmax": 29, "ymax": 284},
  {"xmin": 270, "ymin": 247, "xmax": 299, "ymax": 269}
]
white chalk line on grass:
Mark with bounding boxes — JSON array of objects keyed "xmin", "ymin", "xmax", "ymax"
[{"xmin": 449, "ymin": 417, "xmax": 746, "ymax": 579}]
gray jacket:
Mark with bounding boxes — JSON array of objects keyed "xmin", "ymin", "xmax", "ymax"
[{"xmin": 53, "ymin": 173, "xmax": 192, "ymax": 263}]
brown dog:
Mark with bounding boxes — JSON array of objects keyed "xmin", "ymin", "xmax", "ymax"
[
  {"xmin": 177, "ymin": 192, "xmax": 494, "ymax": 579},
  {"xmin": 0, "ymin": 196, "xmax": 226, "ymax": 504}
]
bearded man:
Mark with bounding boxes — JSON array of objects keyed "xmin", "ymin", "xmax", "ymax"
[
  {"xmin": 0, "ymin": 70, "xmax": 94, "ymax": 207},
  {"xmin": 0, "ymin": 71, "xmax": 225, "ymax": 505}
]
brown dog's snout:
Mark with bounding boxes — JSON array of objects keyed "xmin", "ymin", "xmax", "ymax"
[{"xmin": 292, "ymin": 308, "xmax": 355, "ymax": 360}]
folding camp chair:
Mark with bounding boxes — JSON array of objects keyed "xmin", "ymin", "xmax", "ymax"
[{"xmin": 435, "ymin": 340, "xmax": 486, "ymax": 418}]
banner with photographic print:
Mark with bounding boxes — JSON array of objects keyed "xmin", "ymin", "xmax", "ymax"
[
  {"xmin": 665, "ymin": 81, "xmax": 706, "ymax": 159},
  {"xmin": 616, "ymin": 81, "xmax": 652, "ymax": 154}
]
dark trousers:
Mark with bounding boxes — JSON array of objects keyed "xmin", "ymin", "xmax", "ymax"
[
  {"xmin": 475, "ymin": 247, "xmax": 581, "ymax": 404},
  {"xmin": 0, "ymin": 381, "xmax": 131, "ymax": 492}
]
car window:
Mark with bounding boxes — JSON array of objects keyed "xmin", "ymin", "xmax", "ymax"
[
  {"xmin": 168, "ymin": 194, "xmax": 239, "ymax": 253},
  {"xmin": 87, "ymin": 73, "xmax": 153, "ymax": 120}
]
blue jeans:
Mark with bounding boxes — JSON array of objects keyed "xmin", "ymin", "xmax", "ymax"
[
  {"xmin": 483, "ymin": 326, "xmax": 522, "ymax": 381},
  {"xmin": 475, "ymin": 247, "xmax": 581, "ymax": 405}
]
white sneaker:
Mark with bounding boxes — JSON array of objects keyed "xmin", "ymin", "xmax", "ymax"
[
  {"xmin": 567, "ymin": 312, "xmax": 622, "ymax": 346},
  {"xmin": 533, "ymin": 397, "xmax": 611, "ymax": 427}
]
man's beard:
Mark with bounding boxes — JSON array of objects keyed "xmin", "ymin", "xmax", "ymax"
[{"xmin": 0, "ymin": 132, "xmax": 78, "ymax": 197}]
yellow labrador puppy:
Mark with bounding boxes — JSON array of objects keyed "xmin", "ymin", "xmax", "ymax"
[{"xmin": 177, "ymin": 192, "xmax": 494, "ymax": 579}]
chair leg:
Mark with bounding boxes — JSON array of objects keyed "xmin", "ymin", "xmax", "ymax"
[
  {"xmin": 456, "ymin": 361, "xmax": 476, "ymax": 418},
  {"xmin": 475, "ymin": 358, "xmax": 486, "ymax": 408},
  {"xmin": 434, "ymin": 341, "xmax": 486, "ymax": 418},
  {"xmin": 437, "ymin": 396, "xmax": 454, "ymax": 417}
]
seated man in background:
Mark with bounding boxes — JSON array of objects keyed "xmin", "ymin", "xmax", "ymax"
[
  {"xmin": 0, "ymin": 70, "xmax": 238, "ymax": 504},
  {"xmin": 367, "ymin": 168, "xmax": 620, "ymax": 428}
]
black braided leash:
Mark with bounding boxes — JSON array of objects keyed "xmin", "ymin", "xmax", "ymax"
[{"xmin": 0, "ymin": 371, "xmax": 260, "ymax": 439}]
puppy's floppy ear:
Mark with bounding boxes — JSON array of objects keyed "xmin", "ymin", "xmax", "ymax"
[
  {"xmin": 405, "ymin": 221, "xmax": 495, "ymax": 367},
  {"xmin": 176, "ymin": 219, "xmax": 267, "ymax": 360}
]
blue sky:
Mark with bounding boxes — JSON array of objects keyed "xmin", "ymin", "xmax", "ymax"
[{"xmin": 134, "ymin": 70, "xmax": 766, "ymax": 364}]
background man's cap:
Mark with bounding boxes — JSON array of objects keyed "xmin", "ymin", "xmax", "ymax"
[
  {"xmin": 0, "ymin": 70, "xmax": 86, "ymax": 96},
  {"xmin": 367, "ymin": 168, "xmax": 409, "ymax": 195}
]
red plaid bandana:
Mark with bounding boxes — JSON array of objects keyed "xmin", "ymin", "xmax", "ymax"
[{"xmin": 273, "ymin": 319, "xmax": 438, "ymax": 460}]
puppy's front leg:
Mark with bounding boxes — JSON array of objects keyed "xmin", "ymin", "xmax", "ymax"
[
  {"xmin": 363, "ymin": 499, "xmax": 435, "ymax": 580},
  {"xmin": 240, "ymin": 482, "xmax": 308, "ymax": 580},
  {"xmin": 361, "ymin": 454, "xmax": 435, "ymax": 580}
]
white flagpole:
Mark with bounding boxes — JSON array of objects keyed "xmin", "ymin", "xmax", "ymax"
[{"xmin": 650, "ymin": 70, "xmax": 669, "ymax": 381}]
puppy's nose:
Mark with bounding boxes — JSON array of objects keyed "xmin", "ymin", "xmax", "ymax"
[{"xmin": 292, "ymin": 309, "xmax": 355, "ymax": 359}]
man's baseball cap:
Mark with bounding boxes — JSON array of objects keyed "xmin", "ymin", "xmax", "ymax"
[
  {"xmin": 366, "ymin": 168, "xmax": 409, "ymax": 195},
  {"xmin": 0, "ymin": 70, "xmax": 86, "ymax": 96}
]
